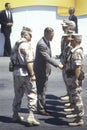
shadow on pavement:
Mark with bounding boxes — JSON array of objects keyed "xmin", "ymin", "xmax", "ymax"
[
  {"xmin": 0, "ymin": 116, "xmax": 13, "ymax": 123},
  {"xmin": 0, "ymin": 115, "xmax": 35, "ymax": 127},
  {"xmin": 38, "ymin": 94, "xmax": 68, "ymax": 126}
]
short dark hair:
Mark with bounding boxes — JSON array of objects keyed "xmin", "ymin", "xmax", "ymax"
[
  {"xmin": 69, "ymin": 7, "xmax": 75, "ymax": 13},
  {"xmin": 44, "ymin": 27, "xmax": 54, "ymax": 35},
  {"xmin": 5, "ymin": 3, "xmax": 10, "ymax": 7}
]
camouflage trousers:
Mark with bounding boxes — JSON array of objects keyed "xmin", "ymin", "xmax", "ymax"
[
  {"xmin": 13, "ymin": 75, "xmax": 37, "ymax": 113},
  {"xmin": 63, "ymin": 69, "xmax": 84, "ymax": 117}
]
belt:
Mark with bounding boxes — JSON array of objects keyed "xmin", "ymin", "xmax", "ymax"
[{"xmin": 14, "ymin": 64, "xmax": 27, "ymax": 68}]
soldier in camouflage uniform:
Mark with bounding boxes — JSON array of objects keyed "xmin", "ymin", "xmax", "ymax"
[
  {"xmin": 60, "ymin": 20, "xmax": 76, "ymax": 59},
  {"xmin": 64, "ymin": 34, "xmax": 84, "ymax": 126},
  {"xmin": 11, "ymin": 27, "xmax": 40, "ymax": 125},
  {"xmin": 59, "ymin": 20, "xmax": 76, "ymax": 101}
]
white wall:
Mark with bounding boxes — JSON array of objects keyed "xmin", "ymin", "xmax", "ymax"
[
  {"xmin": 0, "ymin": 6, "xmax": 87, "ymax": 56},
  {"xmin": 78, "ymin": 16, "xmax": 87, "ymax": 55}
]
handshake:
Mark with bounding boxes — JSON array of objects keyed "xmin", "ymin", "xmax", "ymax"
[{"xmin": 58, "ymin": 63, "xmax": 64, "ymax": 69}]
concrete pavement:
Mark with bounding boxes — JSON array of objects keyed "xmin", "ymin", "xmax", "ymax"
[{"xmin": 0, "ymin": 57, "xmax": 87, "ymax": 130}]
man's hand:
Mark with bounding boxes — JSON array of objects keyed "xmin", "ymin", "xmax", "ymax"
[
  {"xmin": 58, "ymin": 63, "xmax": 64, "ymax": 69},
  {"xmin": 7, "ymin": 22, "xmax": 13, "ymax": 26}
]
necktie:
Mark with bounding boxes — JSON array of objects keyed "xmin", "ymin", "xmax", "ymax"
[
  {"xmin": 7, "ymin": 11, "xmax": 10, "ymax": 19},
  {"xmin": 47, "ymin": 42, "xmax": 50, "ymax": 48},
  {"xmin": 48, "ymin": 42, "xmax": 52, "ymax": 57}
]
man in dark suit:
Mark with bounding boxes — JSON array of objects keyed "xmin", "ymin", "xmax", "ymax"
[
  {"xmin": 34, "ymin": 27, "xmax": 63, "ymax": 115},
  {"xmin": 0, "ymin": 3, "xmax": 13, "ymax": 56},
  {"xmin": 68, "ymin": 7, "xmax": 78, "ymax": 33}
]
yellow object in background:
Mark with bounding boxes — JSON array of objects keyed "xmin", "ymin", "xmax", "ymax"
[{"xmin": 0, "ymin": 0, "xmax": 87, "ymax": 16}]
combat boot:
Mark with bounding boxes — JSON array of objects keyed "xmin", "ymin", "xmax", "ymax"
[
  {"xmin": 60, "ymin": 95, "xmax": 69, "ymax": 101},
  {"xmin": 12, "ymin": 112, "xmax": 24, "ymax": 122},
  {"xmin": 66, "ymin": 108, "xmax": 84, "ymax": 119},
  {"xmin": 66, "ymin": 113, "xmax": 77, "ymax": 118},
  {"xmin": 66, "ymin": 107, "xmax": 78, "ymax": 118},
  {"xmin": 27, "ymin": 111, "xmax": 40, "ymax": 126},
  {"xmin": 68, "ymin": 117, "xmax": 84, "ymax": 126},
  {"xmin": 64, "ymin": 107, "xmax": 74, "ymax": 112},
  {"xmin": 64, "ymin": 102, "xmax": 71, "ymax": 107}
]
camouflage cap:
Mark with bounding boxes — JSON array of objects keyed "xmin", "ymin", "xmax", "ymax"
[
  {"xmin": 68, "ymin": 34, "xmax": 82, "ymax": 43},
  {"xmin": 63, "ymin": 20, "xmax": 76, "ymax": 30},
  {"xmin": 21, "ymin": 26, "xmax": 32, "ymax": 37},
  {"xmin": 22, "ymin": 26, "xmax": 32, "ymax": 32},
  {"xmin": 61, "ymin": 22, "xmax": 68, "ymax": 27}
]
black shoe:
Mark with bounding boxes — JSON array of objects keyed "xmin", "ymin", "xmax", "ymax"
[{"xmin": 38, "ymin": 111, "xmax": 50, "ymax": 116}]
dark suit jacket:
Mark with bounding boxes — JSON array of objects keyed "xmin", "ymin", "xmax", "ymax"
[
  {"xmin": 34, "ymin": 37, "xmax": 58, "ymax": 79},
  {"xmin": 69, "ymin": 15, "xmax": 78, "ymax": 33},
  {"xmin": 0, "ymin": 10, "xmax": 13, "ymax": 34}
]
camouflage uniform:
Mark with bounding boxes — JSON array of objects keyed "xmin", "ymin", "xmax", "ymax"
[
  {"xmin": 11, "ymin": 28, "xmax": 40, "ymax": 125},
  {"xmin": 12, "ymin": 39, "xmax": 37, "ymax": 113},
  {"xmin": 60, "ymin": 20, "xmax": 75, "ymax": 59},
  {"xmin": 60, "ymin": 20, "xmax": 75, "ymax": 100},
  {"xmin": 65, "ymin": 34, "xmax": 84, "ymax": 126},
  {"xmin": 61, "ymin": 39, "xmax": 72, "ymax": 97}
]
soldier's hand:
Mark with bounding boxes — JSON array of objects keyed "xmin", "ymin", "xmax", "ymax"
[
  {"xmin": 30, "ymin": 75, "xmax": 36, "ymax": 81},
  {"xmin": 58, "ymin": 63, "xmax": 64, "ymax": 69},
  {"xmin": 7, "ymin": 22, "xmax": 13, "ymax": 26},
  {"xmin": 75, "ymin": 79, "xmax": 79, "ymax": 86}
]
